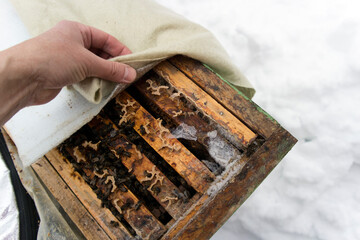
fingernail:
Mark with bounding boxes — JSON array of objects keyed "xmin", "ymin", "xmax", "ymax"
[{"xmin": 123, "ymin": 66, "xmax": 137, "ymax": 83}]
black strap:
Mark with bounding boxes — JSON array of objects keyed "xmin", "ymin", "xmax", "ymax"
[{"xmin": 0, "ymin": 129, "xmax": 39, "ymax": 240}]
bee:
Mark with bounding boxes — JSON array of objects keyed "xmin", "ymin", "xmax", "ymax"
[
  {"xmin": 110, "ymin": 220, "xmax": 119, "ymax": 227},
  {"xmin": 134, "ymin": 201, "xmax": 142, "ymax": 211}
]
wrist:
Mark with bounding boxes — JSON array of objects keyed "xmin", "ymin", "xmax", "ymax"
[{"xmin": 0, "ymin": 46, "xmax": 39, "ymax": 125}]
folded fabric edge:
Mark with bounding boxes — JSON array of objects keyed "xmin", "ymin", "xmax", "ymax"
[
  {"xmin": 79, "ymin": 55, "xmax": 255, "ymax": 104},
  {"xmin": 76, "ymin": 58, "xmax": 167, "ymax": 104}
]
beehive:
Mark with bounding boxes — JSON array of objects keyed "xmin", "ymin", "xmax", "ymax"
[{"xmin": 31, "ymin": 55, "xmax": 297, "ymax": 240}]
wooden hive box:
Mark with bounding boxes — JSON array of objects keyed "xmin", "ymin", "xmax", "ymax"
[{"xmin": 31, "ymin": 55, "xmax": 297, "ymax": 240}]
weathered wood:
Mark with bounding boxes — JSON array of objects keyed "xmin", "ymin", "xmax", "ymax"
[
  {"xmin": 132, "ymin": 76, "xmax": 242, "ymax": 168},
  {"xmin": 132, "ymin": 76, "xmax": 213, "ymax": 133},
  {"xmin": 108, "ymin": 135, "xmax": 193, "ymax": 220},
  {"xmin": 160, "ymin": 194, "xmax": 209, "ymax": 240},
  {"xmin": 162, "ymin": 127, "xmax": 297, "ymax": 240},
  {"xmin": 32, "ymin": 157, "xmax": 112, "ymax": 240},
  {"xmin": 87, "ymin": 114, "xmax": 194, "ymax": 220},
  {"xmin": 133, "ymin": 107, "xmax": 215, "ymax": 193},
  {"xmin": 115, "ymin": 93, "xmax": 216, "ymax": 194},
  {"xmin": 153, "ymin": 61, "xmax": 257, "ymax": 148},
  {"xmin": 169, "ymin": 55, "xmax": 279, "ymax": 139},
  {"xmin": 45, "ymin": 149, "xmax": 133, "ymax": 240},
  {"xmin": 108, "ymin": 183, "xmax": 166, "ymax": 240},
  {"xmin": 63, "ymin": 145, "xmax": 167, "ymax": 240}
]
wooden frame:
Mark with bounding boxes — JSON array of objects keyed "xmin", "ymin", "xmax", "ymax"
[{"xmin": 31, "ymin": 55, "xmax": 297, "ymax": 239}]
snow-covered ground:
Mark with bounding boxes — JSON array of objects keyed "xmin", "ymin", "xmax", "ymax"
[
  {"xmin": 0, "ymin": 155, "xmax": 19, "ymax": 240},
  {"xmin": 155, "ymin": 1, "xmax": 360, "ymax": 239},
  {"xmin": 1, "ymin": 0, "xmax": 360, "ymax": 239}
]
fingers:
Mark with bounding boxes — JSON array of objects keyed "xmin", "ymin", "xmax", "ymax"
[
  {"xmin": 86, "ymin": 52, "xmax": 137, "ymax": 84},
  {"xmin": 79, "ymin": 23, "xmax": 132, "ymax": 58},
  {"xmin": 89, "ymin": 47, "xmax": 111, "ymax": 59},
  {"xmin": 53, "ymin": 21, "xmax": 136, "ymax": 84}
]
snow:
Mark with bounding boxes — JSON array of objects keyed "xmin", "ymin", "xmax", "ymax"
[
  {"xmin": 154, "ymin": 0, "xmax": 360, "ymax": 239},
  {"xmin": 0, "ymin": 156, "xmax": 19, "ymax": 240},
  {"xmin": 1, "ymin": 0, "xmax": 360, "ymax": 239},
  {"xmin": 0, "ymin": 0, "xmax": 29, "ymax": 239}
]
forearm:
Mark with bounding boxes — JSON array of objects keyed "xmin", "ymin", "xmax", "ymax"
[{"xmin": 0, "ymin": 47, "xmax": 38, "ymax": 126}]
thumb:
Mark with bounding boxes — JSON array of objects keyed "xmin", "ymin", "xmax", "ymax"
[{"xmin": 86, "ymin": 54, "xmax": 137, "ymax": 83}]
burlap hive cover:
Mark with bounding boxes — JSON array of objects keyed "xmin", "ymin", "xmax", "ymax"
[{"xmin": 11, "ymin": 0, "xmax": 255, "ymax": 103}]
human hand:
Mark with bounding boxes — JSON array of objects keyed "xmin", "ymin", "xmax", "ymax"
[
  {"xmin": 0, "ymin": 20, "xmax": 136, "ymax": 125},
  {"xmin": 16, "ymin": 20, "xmax": 136, "ymax": 105}
]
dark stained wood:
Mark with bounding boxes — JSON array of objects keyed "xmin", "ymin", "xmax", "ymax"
[
  {"xmin": 87, "ymin": 114, "xmax": 195, "ymax": 220},
  {"xmin": 115, "ymin": 92, "xmax": 216, "ymax": 194},
  {"xmin": 108, "ymin": 184, "xmax": 166, "ymax": 240},
  {"xmin": 169, "ymin": 55, "xmax": 279, "ymax": 139},
  {"xmin": 132, "ymin": 76, "xmax": 242, "ymax": 163},
  {"xmin": 133, "ymin": 75, "xmax": 213, "ymax": 133},
  {"xmin": 153, "ymin": 61, "xmax": 257, "ymax": 148},
  {"xmin": 161, "ymin": 127, "xmax": 297, "ymax": 240},
  {"xmin": 31, "ymin": 157, "xmax": 112, "ymax": 240},
  {"xmin": 159, "ymin": 194, "xmax": 209, "ymax": 240},
  {"xmin": 63, "ymin": 144, "xmax": 167, "ymax": 240},
  {"xmin": 44, "ymin": 149, "xmax": 134, "ymax": 240}
]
